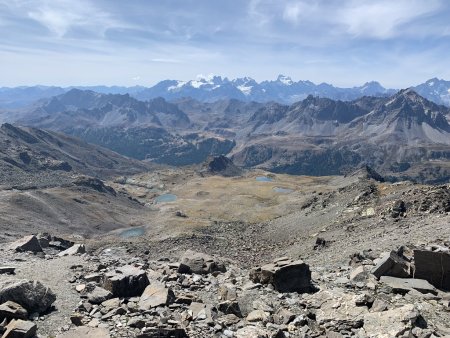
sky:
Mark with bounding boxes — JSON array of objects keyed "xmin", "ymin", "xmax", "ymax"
[{"xmin": 1, "ymin": 0, "xmax": 450, "ymax": 88}]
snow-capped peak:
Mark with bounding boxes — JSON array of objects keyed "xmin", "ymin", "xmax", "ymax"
[
  {"xmin": 188, "ymin": 74, "xmax": 226, "ymax": 88},
  {"xmin": 276, "ymin": 74, "xmax": 294, "ymax": 85}
]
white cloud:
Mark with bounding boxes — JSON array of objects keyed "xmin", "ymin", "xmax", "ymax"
[
  {"xmin": 282, "ymin": 1, "xmax": 318, "ymax": 25},
  {"xmin": 336, "ymin": 0, "xmax": 443, "ymax": 39},
  {"xmin": 7, "ymin": 0, "xmax": 124, "ymax": 37}
]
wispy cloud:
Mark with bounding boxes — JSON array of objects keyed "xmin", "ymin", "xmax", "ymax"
[
  {"xmin": 336, "ymin": 0, "xmax": 443, "ymax": 39},
  {"xmin": 0, "ymin": 0, "xmax": 449, "ymax": 87}
]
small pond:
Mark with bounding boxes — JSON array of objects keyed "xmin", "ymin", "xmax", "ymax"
[
  {"xmin": 155, "ymin": 193, "xmax": 177, "ymax": 203},
  {"xmin": 119, "ymin": 227, "xmax": 145, "ymax": 238},
  {"xmin": 273, "ymin": 187, "xmax": 293, "ymax": 193},
  {"xmin": 255, "ymin": 176, "xmax": 273, "ymax": 182}
]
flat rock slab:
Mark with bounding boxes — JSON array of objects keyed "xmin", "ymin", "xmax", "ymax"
[
  {"xmin": 56, "ymin": 327, "xmax": 111, "ymax": 338},
  {"xmin": 139, "ymin": 284, "xmax": 175, "ymax": 310},
  {"xmin": 380, "ymin": 276, "xmax": 438, "ymax": 295},
  {"xmin": 0, "ymin": 279, "xmax": 56, "ymax": 314},
  {"xmin": 57, "ymin": 244, "xmax": 86, "ymax": 257},
  {"xmin": 2, "ymin": 319, "xmax": 37, "ymax": 338}
]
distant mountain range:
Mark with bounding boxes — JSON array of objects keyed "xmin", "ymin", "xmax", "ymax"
[
  {"xmin": 2, "ymin": 86, "xmax": 450, "ymax": 183},
  {"xmin": 2, "ymin": 76, "xmax": 450, "ymax": 109}
]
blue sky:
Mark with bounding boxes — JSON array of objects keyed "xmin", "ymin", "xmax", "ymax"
[{"xmin": 1, "ymin": 0, "xmax": 450, "ymax": 88}]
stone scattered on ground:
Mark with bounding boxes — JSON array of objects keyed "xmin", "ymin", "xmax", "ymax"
[{"xmin": 0, "ymin": 234, "xmax": 449, "ymax": 338}]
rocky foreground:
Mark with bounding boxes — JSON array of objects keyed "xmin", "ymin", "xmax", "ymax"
[{"xmin": 0, "ymin": 234, "xmax": 449, "ymax": 338}]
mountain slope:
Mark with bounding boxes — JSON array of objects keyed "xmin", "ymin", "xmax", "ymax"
[
  {"xmin": 0, "ymin": 123, "xmax": 152, "ymax": 189},
  {"xmin": 413, "ymin": 78, "xmax": 450, "ymax": 107}
]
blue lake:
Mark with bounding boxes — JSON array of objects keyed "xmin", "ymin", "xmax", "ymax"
[
  {"xmin": 155, "ymin": 193, "xmax": 177, "ymax": 203},
  {"xmin": 273, "ymin": 187, "xmax": 293, "ymax": 193},
  {"xmin": 256, "ymin": 176, "xmax": 273, "ymax": 182},
  {"xmin": 119, "ymin": 227, "xmax": 145, "ymax": 238}
]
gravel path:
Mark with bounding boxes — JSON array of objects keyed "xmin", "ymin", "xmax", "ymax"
[{"xmin": 0, "ymin": 248, "xmax": 85, "ymax": 337}]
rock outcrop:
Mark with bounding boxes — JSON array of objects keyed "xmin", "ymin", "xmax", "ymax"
[
  {"xmin": 178, "ymin": 250, "xmax": 226, "ymax": 275},
  {"xmin": 249, "ymin": 257, "xmax": 313, "ymax": 293}
]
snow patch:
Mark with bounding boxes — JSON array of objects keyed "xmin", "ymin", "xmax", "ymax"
[
  {"xmin": 428, "ymin": 81, "xmax": 435, "ymax": 86},
  {"xmin": 168, "ymin": 81, "xmax": 186, "ymax": 91},
  {"xmin": 237, "ymin": 85, "xmax": 253, "ymax": 95}
]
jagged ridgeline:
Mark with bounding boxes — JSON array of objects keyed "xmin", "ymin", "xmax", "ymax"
[{"xmin": 5, "ymin": 87, "xmax": 450, "ymax": 183}]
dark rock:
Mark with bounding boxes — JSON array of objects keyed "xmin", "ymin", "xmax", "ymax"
[
  {"xmin": 178, "ymin": 250, "xmax": 226, "ymax": 275},
  {"xmin": 414, "ymin": 249, "xmax": 450, "ymax": 291},
  {"xmin": 8, "ymin": 236, "xmax": 42, "ymax": 253},
  {"xmin": 371, "ymin": 251, "xmax": 410, "ymax": 279},
  {"xmin": 391, "ymin": 200, "xmax": 406, "ymax": 218},
  {"xmin": 313, "ymin": 237, "xmax": 327, "ymax": 250},
  {"xmin": 0, "ymin": 279, "xmax": 56, "ymax": 314},
  {"xmin": 102, "ymin": 265, "xmax": 149, "ymax": 297},
  {"xmin": 218, "ymin": 301, "xmax": 242, "ymax": 318},
  {"xmin": 205, "ymin": 155, "xmax": 243, "ymax": 177},
  {"xmin": 249, "ymin": 257, "xmax": 313, "ymax": 293},
  {"xmin": 48, "ymin": 236, "xmax": 74, "ymax": 250},
  {"xmin": 0, "ymin": 267, "xmax": 15, "ymax": 275},
  {"xmin": 136, "ymin": 328, "xmax": 188, "ymax": 338}
]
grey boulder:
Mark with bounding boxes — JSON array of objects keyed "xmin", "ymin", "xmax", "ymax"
[
  {"xmin": 0, "ymin": 279, "xmax": 55, "ymax": 314},
  {"xmin": 102, "ymin": 265, "xmax": 149, "ymax": 297},
  {"xmin": 178, "ymin": 250, "xmax": 226, "ymax": 275},
  {"xmin": 249, "ymin": 257, "xmax": 313, "ymax": 293}
]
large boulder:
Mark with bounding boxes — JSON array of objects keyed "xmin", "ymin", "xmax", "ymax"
[
  {"xmin": 1, "ymin": 319, "xmax": 37, "ymax": 338},
  {"xmin": 371, "ymin": 251, "xmax": 410, "ymax": 279},
  {"xmin": 363, "ymin": 304, "xmax": 420, "ymax": 337},
  {"xmin": 414, "ymin": 249, "xmax": 450, "ymax": 291},
  {"xmin": 0, "ymin": 279, "xmax": 56, "ymax": 314},
  {"xmin": 102, "ymin": 265, "xmax": 149, "ymax": 297},
  {"xmin": 8, "ymin": 236, "xmax": 42, "ymax": 253},
  {"xmin": 138, "ymin": 283, "xmax": 175, "ymax": 310},
  {"xmin": 249, "ymin": 257, "xmax": 313, "ymax": 293},
  {"xmin": 178, "ymin": 250, "xmax": 226, "ymax": 275}
]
